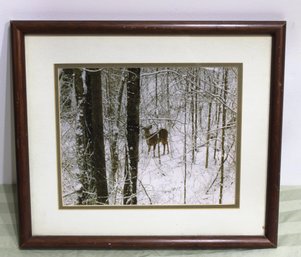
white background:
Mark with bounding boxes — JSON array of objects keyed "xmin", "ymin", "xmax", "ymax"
[{"xmin": 0, "ymin": 0, "xmax": 300, "ymax": 185}]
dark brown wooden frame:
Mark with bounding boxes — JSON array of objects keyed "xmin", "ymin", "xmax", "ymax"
[{"xmin": 11, "ymin": 21, "xmax": 286, "ymax": 249}]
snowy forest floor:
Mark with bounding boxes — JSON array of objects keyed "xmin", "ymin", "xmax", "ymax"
[
  {"xmin": 137, "ymin": 130, "xmax": 235, "ymax": 206},
  {"xmin": 61, "ymin": 121, "xmax": 236, "ymax": 206}
]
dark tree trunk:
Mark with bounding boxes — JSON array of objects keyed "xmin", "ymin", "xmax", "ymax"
[
  {"xmin": 219, "ymin": 68, "xmax": 229, "ymax": 204},
  {"xmin": 86, "ymin": 70, "xmax": 108, "ymax": 204},
  {"xmin": 193, "ymin": 69, "xmax": 199, "ymax": 163},
  {"xmin": 74, "ymin": 69, "xmax": 108, "ymax": 205},
  {"xmin": 191, "ymin": 79, "xmax": 195, "ymax": 163},
  {"xmin": 214, "ymin": 83, "xmax": 221, "ymax": 163},
  {"xmin": 123, "ymin": 68, "xmax": 141, "ymax": 205},
  {"xmin": 205, "ymin": 73, "xmax": 213, "ymax": 169},
  {"xmin": 166, "ymin": 68, "xmax": 171, "ymax": 129}
]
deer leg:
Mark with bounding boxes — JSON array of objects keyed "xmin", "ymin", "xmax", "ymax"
[
  {"xmin": 153, "ymin": 144, "xmax": 156, "ymax": 157},
  {"xmin": 148, "ymin": 145, "xmax": 151, "ymax": 154},
  {"xmin": 167, "ymin": 142, "xmax": 169, "ymax": 154},
  {"xmin": 163, "ymin": 143, "xmax": 166, "ymax": 155}
]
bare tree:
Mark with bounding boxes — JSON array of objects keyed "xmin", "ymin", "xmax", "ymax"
[
  {"xmin": 73, "ymin": 69, "xmax": 108, "ymax": 205},
  {"xmin": 124, "ymin": 68, "xmax": 141, "ymax": 205},
  {"xmin": 219, "ymin": 68, "xmax": 229, "ymax": 204}
]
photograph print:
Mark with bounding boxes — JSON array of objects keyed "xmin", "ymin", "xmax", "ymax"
[{"xmin": 56, "ymin": 64, "xmax": 242, "ymax": 208}]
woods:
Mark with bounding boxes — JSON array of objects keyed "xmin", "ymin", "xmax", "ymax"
[{"xmin": 58, "ymin": 65, "xmax": 240, "ymax": 206}]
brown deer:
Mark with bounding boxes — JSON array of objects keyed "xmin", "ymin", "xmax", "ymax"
[{"xmin": 142, "ymin": 125, "xmax": 169, "ymax": 157}]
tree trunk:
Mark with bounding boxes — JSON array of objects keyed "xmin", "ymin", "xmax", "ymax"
[
  {"xmin": 214, "ymin": 70, "xmax": 221, "ymax": 163},
  {"xmin": 205, "ymin": 72, "xmax": 213, "ymax": 169},
  {"xmin": 109, "ymin": 72, "xmax": 126, "ymax": 203},
  {"xmin": 123, "ymin": 68, "xmax": 141, "ymax": 205},
  {"xmin": 219, "ymin": 68, "xmax": 228, "ymax": 204},
  {"xmin": 86, "ymin": 69, "xmax": 108, "ymax": 204},
  {"xmin": 194, "ymin": 69, "xmax": 199, "ymax": 162},
  {"xmin": 155, "ymin": 68, "xmax": 161, "ymax": 162},
  {"xmin": 191, "ymin": 77, "xmax": 195, "ymax": 164},
  {"xmin": 74, "ymin": 69, "xmax": 108, "ymax": 205},
  {"xmin": 166, "ymin": 68, "xmax": 171, "ymax": 129}
]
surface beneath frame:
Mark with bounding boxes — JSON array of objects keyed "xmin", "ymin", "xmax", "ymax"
[{"xmin": 0, "ymin": 185, "xmax": 298, "ymax": 254}]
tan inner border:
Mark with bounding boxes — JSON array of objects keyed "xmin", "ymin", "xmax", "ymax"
[{"xmin": 55, "ymin": 63, "xmax": 242, "ymax": 209}]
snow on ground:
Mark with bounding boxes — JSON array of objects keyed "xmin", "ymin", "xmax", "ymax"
[
  {"xmin": 137, "ymin": 128, "xmax": 236, "ymax": 206},
  {"xmin": 61, "ymin": 121, "xmax": 236, "ymax": 206}
]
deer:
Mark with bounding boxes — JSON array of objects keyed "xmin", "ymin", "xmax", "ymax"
[{"xmin": 142, "ymin": 125, "xmax": 169, "ymax": 157}]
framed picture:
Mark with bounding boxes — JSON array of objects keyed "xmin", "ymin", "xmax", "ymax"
[{"xmin": 11, "ymin": 21, "xmax": 286, "ymax": 249}]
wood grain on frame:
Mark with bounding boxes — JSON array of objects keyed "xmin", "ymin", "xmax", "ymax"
[{"xmin": 11, "ymin": 21, "xmax": 286, "ymax": 249}]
